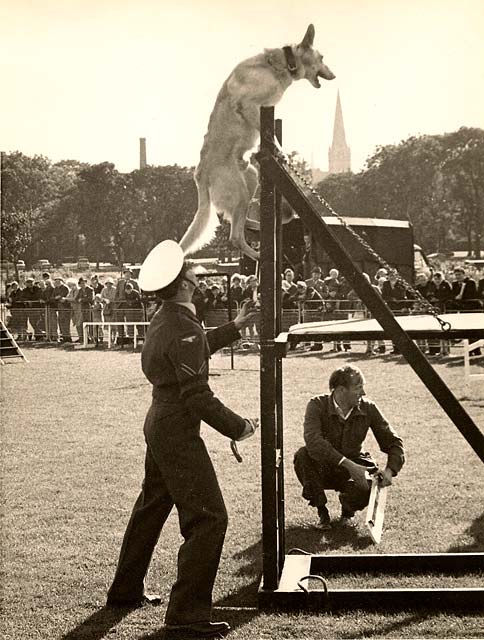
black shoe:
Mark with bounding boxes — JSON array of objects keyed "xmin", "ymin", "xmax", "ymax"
[
  {"xmin": 309, "ymin": 344, "xmax": 323, "ymax": 351},
  {"xmin": 339, "ymin": 515, "xmax": 357, "ymax": 528},
  {"xmin": 341, "ymin": 508, "xmax": 355, "ymax": 518},
  {"xmin": 106, "ymin": 593, "xmax": 162, "ymax": 609},
  {"xmin": 316, "ymin": 506, "xmax": 331, "ymax": 531},
  {"xmin": 377, "ymin": 345, "xmax": 386, "ymax": 354},
  {"xmin": 164, "ymin": 621, "xmax": 230, "ymax": 637},
  {"xmin": 340, "ymin": 508, "xmax": 357, "ymax": 528}
]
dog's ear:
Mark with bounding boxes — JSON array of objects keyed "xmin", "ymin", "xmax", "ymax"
[{"xmin": 300, "ymin": 24, "xmax": 315, "ymax": 49}]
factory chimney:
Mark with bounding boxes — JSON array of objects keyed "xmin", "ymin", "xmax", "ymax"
[{"xmin": 140, "ymin": 138, "xmax": 147, "ymax": 169}]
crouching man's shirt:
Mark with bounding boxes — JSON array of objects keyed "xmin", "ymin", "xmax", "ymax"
[{"xmin": 303, "ymin": 394, "xmax": 405, "ymax": 475}]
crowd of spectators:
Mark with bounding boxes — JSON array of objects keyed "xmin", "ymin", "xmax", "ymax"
[
  {"xmin": 163, "ymin": 264, "xmax": 484, "ymax": 354},
  {"xmin": 3, "ymin": 268, "xmax": 144, "ymax": 345},
  {"xmin": 3, "ymin": 263, "xmax": 483, "ymax": 352}
]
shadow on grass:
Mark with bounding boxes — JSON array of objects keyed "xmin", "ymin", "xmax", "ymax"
[
  {"xmin": 134, "ymin": 523, "xmax": 373, "ymax": 638},
  {"xmin": 378, "ymin": 351, "xmax": 483, "ymax": 369},
  {"xmin": 60, "ymin": 606, "xmax": 131, "ymax": 640},
  {"xmin": 448, "ymin": 511, "xmax": 484, "ymax": 552},
  {"xmin": 135, "ymin": 610, "xmax": 258, "ymax": 640},
  {"xmin": 285, "ymin": 522, "xmax": 375, "ymax": 554},
  {"xmin": 339, "ymin": 610, "xmax": 436, "ymax": 638},
  {"xmin": 17, "ymin": 341, "xmax": 61, "ymax": 349},
  {"xmin": 214, "ymin": 523, "xmax": 374, "ymax": 611},
  {"xmin": 46, "ymin": 516, "xmax": 484, "ymax": 640}
]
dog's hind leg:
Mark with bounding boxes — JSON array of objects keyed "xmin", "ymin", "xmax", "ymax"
[
  {"xmin": 211, "ymin": 165, "xmax": 259, "ymax": 260},
  {"xmin": 229, "ymin": 200, "xmax": 260, "ymax": 260},
  {"xmin": 243, "ymin": 161, "xmax": 261, "ymax": 232},
  {"xmin": 243, "ymin": 160, "xmax": 259, "ymax": 200}
]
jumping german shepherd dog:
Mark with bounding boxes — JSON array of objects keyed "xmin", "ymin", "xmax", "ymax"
[{"xmin": 180, "ymin": 24, "xmax": 335, "ymax": 260}]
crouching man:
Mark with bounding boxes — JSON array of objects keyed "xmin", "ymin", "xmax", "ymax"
[{"xmin": 294, "ymin": 365, "xmax": 405, "ymax": 530}]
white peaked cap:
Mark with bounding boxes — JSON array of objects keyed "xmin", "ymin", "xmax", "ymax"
[{"xmin": 138, "ymin": 240, "xmax": 185, "ymax": 292}]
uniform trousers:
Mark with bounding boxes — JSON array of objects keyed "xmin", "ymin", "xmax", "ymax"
[
  {"xmin": 108, "ymin": 403, "xmax": 228, "ymax": 625},
  {"xmin": 294, "ymin": 446, "xmax": 376, "ymax": 514}
]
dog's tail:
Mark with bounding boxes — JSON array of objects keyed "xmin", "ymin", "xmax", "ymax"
[{"xmin": 179, "ymin": 173, "xmax": 219, "ymax": 256}]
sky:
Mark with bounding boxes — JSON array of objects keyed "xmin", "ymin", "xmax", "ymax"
[{"xmin": 2, "ymin": 0, "xmax": 484, "ymax": 174}]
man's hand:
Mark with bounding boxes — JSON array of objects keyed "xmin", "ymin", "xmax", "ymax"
[
  {"xmin": 234, "ymin": 300, "xmax": 259, "ymax": 330},
  {"xmin": 341, "ymin": 459, "xmax": 370, "ymax": 492},
  {"xmin": 238, "ymin": 417, "xmax": 260, "ymax": 441},
  {"xmin": 379, "ymin": 467, "xmax": 394, "ymax": 488}
]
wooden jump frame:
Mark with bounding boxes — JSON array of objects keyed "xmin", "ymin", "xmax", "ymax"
[{"xmin": 256, "ymin": 107, "xmax": 484, "ymax": 611}]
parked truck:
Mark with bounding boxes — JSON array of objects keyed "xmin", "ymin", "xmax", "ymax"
[{"xmin": 278, "ymin": 215, "xmax": 429, "ymax": 283}]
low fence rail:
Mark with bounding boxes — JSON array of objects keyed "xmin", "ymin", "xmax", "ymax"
[
  {"xmin": 82, "ymin": 321, "xmax": 150, "ymax": 349},
  {"xmin": 1, "ymin": 299, "xmax": 483, "ymax": 348}
]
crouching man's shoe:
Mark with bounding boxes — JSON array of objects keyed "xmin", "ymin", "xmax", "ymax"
[
  {"xmin": 316, "ymin": 505, "xmax": 332, "ymax": 531},
  {"xmin": 339, "ymin": 509, "xmax": 357, "ymax": 528},
  {"xmin": 164, "ymin": 620, "xmax": 230, "ymax": 637},
  {"xmin": 106, "ymin": 593, "xmax": 162, "ymax": 608}
]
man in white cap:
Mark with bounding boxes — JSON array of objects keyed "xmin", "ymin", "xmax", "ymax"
[{"xmin": 107, "ymin": 241, "xmax": 259, "ymax": 638}]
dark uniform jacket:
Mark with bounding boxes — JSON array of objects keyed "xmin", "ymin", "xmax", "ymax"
[
  {"xmin": 7, "ymin": 287, "xmax": 24, "ymax": 308},
  {"xmin": 451, "ymin": 278, "xmax": 478, "ymax": 305},
  {"xmin": 306, "ymin": 278, "xmax": 329, "ymax": 299},
  {"xmin": 478, "ymin": 278, "xmax": 484, "ymax": 305},
  {"xmin": 21, "ymin": 285, "xmax": 42, "ymax": 307},
  {"xmin": 41, "ymin": 282, "xmax": 54, "ymax": 305},
  {"xmin": 303, "ymin": 394, "xmax": 405, "ymax": 475},
  {"xmin": 229, "ymin": 285, "xmax": 244, "ymax": 307},
  {"xmin": 428, "ymin": 280, "xmax": 452, "ymax": 310},
  {"xmin": 381, "ymin": 280, "xmax": 407, "ymax": 311},
  {"xmin": 124, "ymin": 288, "xmax": 143, "ymax": 309},
  {"xmin": 115, "ymin": 278, "xmax": 140, "ymax": 309},
  {"xmin": 76, "ymin": 285, "xmax": 94, "ymax": 309},
  {"xmin": 51, "ymin": 283, "xmax": 70, "ymax": 308},
  {"xmin": 142, "ymin": 301, "xmax": 246, "ymax": 441}
]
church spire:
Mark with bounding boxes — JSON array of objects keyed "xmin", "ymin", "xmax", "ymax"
[{"xmin": 328, "ymin": 90, "xmax": 351, "ymax": 173}]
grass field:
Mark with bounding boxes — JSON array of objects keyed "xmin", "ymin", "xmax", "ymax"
[{"xmin": 1, "ymin": 342, "xmax": 483, "ymax": 639}]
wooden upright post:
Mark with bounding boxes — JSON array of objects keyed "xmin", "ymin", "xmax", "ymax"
[
  {"xmin": 259, "ymin": 107, "xmax": 279, "ymax": 589},
  {"xmin": 274, "ymin": 118, "xmax": 285, "ymax": 574}
]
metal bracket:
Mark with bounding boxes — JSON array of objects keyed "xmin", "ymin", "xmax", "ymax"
[{"xmin": 297, "ymin": 575, "xmax": 328, "ymax": 596}]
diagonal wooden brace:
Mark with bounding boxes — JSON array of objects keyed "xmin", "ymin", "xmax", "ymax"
[{"xmin": 256, "ymin": 120, "xmax": 484, "ymax": 464}]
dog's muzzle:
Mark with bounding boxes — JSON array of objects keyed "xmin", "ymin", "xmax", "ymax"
[
  {"xmin": 318, "ymin": 66, "xmax": 336, "ymax": 81},
  {"xmin": 310, "ymin": 67, "xmax": 335, "ymax": 88}
]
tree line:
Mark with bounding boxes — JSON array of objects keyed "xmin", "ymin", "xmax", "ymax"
[
  {"xmin": 0, "ymin": 155, "xmax": 198, "ymax": 267},
  {"xmin": 315, "ymin": 127, "xmax": 484, "ymax": 258},
  {"xmin": 1, "ymin": 126, "xmax": 483, "ymax": 267}
]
